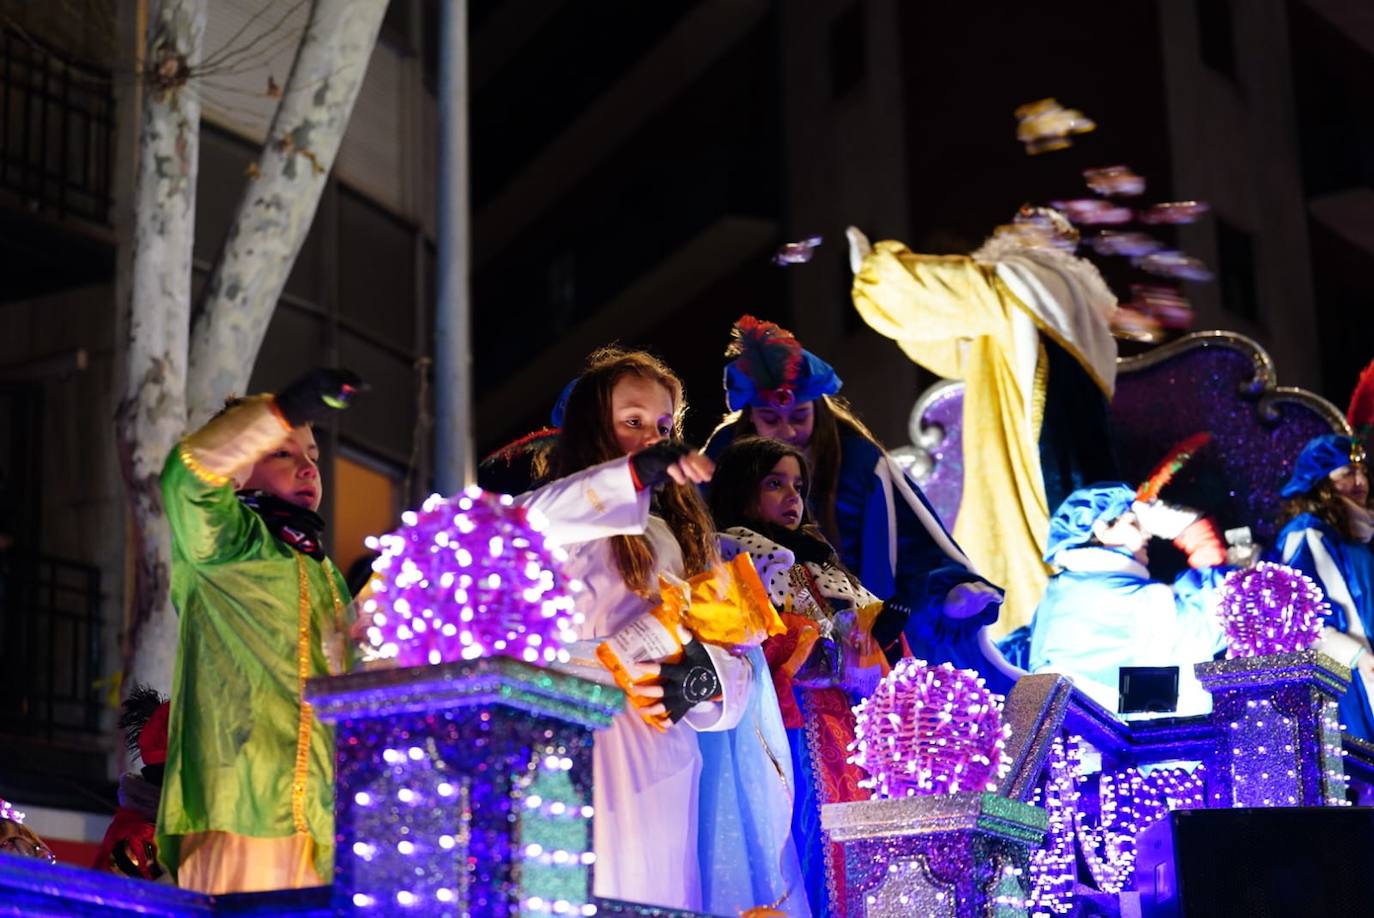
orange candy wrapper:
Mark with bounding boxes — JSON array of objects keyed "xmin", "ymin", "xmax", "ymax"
[
  {"xmin": 661, "ymin": 553, "xmax": 787, "ymax": 651},
  {"xmin": 596, "ymin": 554, "xmax": 786, "ymax": 730}
]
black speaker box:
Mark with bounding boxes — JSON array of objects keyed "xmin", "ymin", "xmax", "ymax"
[{"xmin": 1136, "ymin": 807, "xmax": 1374, "ymax": 917}]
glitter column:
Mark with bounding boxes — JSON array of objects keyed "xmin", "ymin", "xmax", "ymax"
[
  {"xmin": 308, "ymin": 657, "xmax": 623, "ymax": 917},
  {"xmin": 821, "ymin": 792, "xmax": 1046, "ymax": 918},
  {"xmin": 1195, "ymin": 650, "xmax": 1351, "ymax": 808}
]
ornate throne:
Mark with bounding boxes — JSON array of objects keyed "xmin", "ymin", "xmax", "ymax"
[{"xmin": 896, "ymin": 331, "xmax": 1352, "ymax": 550}]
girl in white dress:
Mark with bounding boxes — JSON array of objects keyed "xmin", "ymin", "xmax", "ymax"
[{"xmin": 516, "ymin": 347, "xmax": 803, "ymax": 915}]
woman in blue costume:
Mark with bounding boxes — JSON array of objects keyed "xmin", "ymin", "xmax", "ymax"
[
  {"xmin": 1029, "ymin": 483, "xmax": 1229, "ymax": 716},
  {"xmin": 1277, "ymin": 434, "xmax": 1374, "ymax": 742},
  {"xmin": 703, "ymin": 316, "xmax": 1018, "ymax": 694}
]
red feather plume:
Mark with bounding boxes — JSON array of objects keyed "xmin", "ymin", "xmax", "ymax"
[
  {"xmin": 1348, "ymin": 358, "xmax": 1374, "ymax": 432},
  {"xmin": 1137, "ymin": 431, "xmax": 1211, "ymax": 502},
  {"xmin": 483, "ymin": 427, "xmax": 560, "ymax": 465},
  {"xmin": 726, "ymin": 315, "xmax": 804, "ymax": 395}
]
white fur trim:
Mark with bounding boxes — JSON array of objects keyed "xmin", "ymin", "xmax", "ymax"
[{"xmin": 1054, "ymin": 546, "xmax": 1150, "ymax": 579}]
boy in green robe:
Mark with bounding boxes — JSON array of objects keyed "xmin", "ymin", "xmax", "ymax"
[{"xmin": 156, "ymin": 368, "xmax": 363, "ymax": 893}]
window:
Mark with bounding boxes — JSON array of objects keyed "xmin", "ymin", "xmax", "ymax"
[
  {"xmin": 338, "ymin": 187, "xmax": 418, "ymax": 353},
  {"xmin": 829, "ymin": 2, "xmax": 866, "ymax": 98},
  {"xmin": 332, "ymin": 450, "xmax": 402, "ymax": 594},
  {"xmin": 1215, "ymin": 218, "xmax": 1258, "ymax": 323}
]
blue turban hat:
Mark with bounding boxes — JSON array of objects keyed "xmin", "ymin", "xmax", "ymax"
[
  {"xmin": 549, "ymin": 378, "xmax": 578, "ymax": 428},
  {"xmin": 723, "ymin": 315, "xmax": 842, "ymax": 412},
  {"xmin": 1044, "ymin": 483, "xmax": 1137, "ymax": 563},
  {"xmin": 1280, "ymin": 434, "xmax": 1364, "ymax": 499}
]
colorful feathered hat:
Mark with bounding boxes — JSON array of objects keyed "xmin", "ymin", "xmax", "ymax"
[
  {"xmin": 1280, "ymin": 433, "xmax": 1366, "ymax": 499},
  {"xmin": 120, "ymin": 684, "xmax": 169, "ymax": 768},
  {"xmin": 1349, "ymin": 358, "xmax": 1374, "ymax": 436},
  {"xmin": 723, "ymin": 315, "xmax": 842, "ymax": 411}
]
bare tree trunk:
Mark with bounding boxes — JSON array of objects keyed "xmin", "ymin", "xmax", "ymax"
[
  {"xmin": 185, "ymin": 0, "xmax": 389, "ymax": 423},
  {"xmin": 115, "ymin": 0, "xmax": 206, "ymax": 692}
]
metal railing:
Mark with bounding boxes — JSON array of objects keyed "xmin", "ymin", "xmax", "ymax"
[
  {"xmin": 0, "ymin": 553, "xmax": 104, "ymax": 740},
  {"xmin": 0, "ymin": 26, "xmax": 114, "ymax": 224}
]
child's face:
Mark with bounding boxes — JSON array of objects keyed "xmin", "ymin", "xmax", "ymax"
[
  {"xmin": 610, "ymin": 375, "xmax": 674, "ymax": 456},
  {"xmin": 753, "ymin": 456, "xmax": 805, "ymax": 530},
  {"xmin": 751, "ymin": 401, "xmax": 815, "ymax": 451},
  {"xmin": 241, "ymin": 426, "xmax": 323, "ymax": 511}
]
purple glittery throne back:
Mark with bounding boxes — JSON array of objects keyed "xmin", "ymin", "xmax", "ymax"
[{"xmin": 908, "ymin": 332, "xmax": 1349, "ymax": 547}]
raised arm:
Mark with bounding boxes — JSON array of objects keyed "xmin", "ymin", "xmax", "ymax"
[
  {"xmin": 162, "ymin": 395, "xmax": 292, "ymax": 565},
  {"xmin": 514, "ymin": 455, "xmax": 651, "ymax": 547},
  {"xmin": 162, "ymin": 369, "xmax": 363, "ymax": 565},
  {"xmin": 850, "ymin": 229, "xmax": 1009, "ymax": 345}
]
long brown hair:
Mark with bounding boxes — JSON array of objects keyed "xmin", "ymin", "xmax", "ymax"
[
  {"xmin": 1277, "ymin": 474, "xmax": 1371, "ymax": 544},
  {"xmin": 713, "ymin": 394, "xmax": 883, "ymax": 545},
  {"xmin": 553, "ymin": 347, "xmax": 719, "ymax": 595},
  {"xmin": 708, "ymin": 435, "xmax": 832, "ymax": 543}
]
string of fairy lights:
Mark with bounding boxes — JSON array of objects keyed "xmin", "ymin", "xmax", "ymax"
[{"xmin": 1027, "ymin": 736, "xmax": 1208, "ymax": 914}]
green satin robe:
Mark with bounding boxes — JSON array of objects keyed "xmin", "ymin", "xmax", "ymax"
[{"xmin": 155, "ymin": 447, "xmax": 350, "ymax": 882}]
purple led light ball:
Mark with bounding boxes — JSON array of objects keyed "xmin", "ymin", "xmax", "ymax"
[
  {"xmin": 1218, "ymin": 561, "xmax": 1327, "ymax": 659},
  {"xmin": 361, "ymin": 486, "xmax": 582, "ymax": 668},
  {"xmin": 849, "ymin": 658, "xmax": 1011, "ymax": 799}
]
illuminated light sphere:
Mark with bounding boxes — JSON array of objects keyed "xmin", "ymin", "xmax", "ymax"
[
  {"xmin": 849, "ymin": 658, "xmax": 1011, "ymax": 798},
  {"xmin": 0, "ymin": 798, "xmax": 25, "ymax": 824},
  {"xmin": 366, "ymin": 486, "xmax": 580, "ymax": 667},
  {"xmin": 1218, "ymin": 561, "xmax": 1328, "ymax": 658}
]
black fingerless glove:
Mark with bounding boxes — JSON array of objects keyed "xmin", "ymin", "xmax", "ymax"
[
  {"xmin": 275, "ymin": 367, "xmax": 367, "ymax": 427},
  {"xmin": 658, "ymin": 639, "xmax": 722, "ymax": 723},
  {"xmin": 872, "ymin": 600, "xmax": 911, "ymax": 666},
  {"xmin": 629, "ymin": 440, "xmax": 693, "ymax": 491}
]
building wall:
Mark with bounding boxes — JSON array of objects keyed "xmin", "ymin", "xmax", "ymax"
[
  {"xmin": 467, "ymin": 0, "xmax": 787, "ymax": 452},
  {"xmin": 1157, "ymin": 0, "xmax": 1324, "ymax": 392},
  {"xmin": 199, "ymin": 0, "xmax": 438, "ymax": 229},
  {"xmin": 777, "ymin": 0, "xmax": 925, "ymax": 449},
  {"xmin": 1287, "ymin": 0, "xmax": 1374, "ymax": 402},
  {"xmin": 0, "ymin": 0, "xmax": 440, "ymax": 800}
]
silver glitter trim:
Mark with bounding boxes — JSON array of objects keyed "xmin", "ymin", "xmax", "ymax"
[
  {"xmin": 821, "ymin": 792, "xmax": 1047, "ymax": 846},
  {"xmin": 998, "ymin": 673, "xmax": 1073, "ymax": 802},
  {"xmin": 306, "ymin": 656, "xmax": 624, "ymax": 729},
  {"xmin": 1195, "ymin": 650, "xmax": 1351, "ymax": 698},
  {"xmin": 1117, "ymin": 330, "xmax": 1349, "ymax": 433}
]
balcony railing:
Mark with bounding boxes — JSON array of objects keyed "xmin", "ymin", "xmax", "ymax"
[
  {"xmin": 0, "ymin": 553, "xmax": 104, "ymax": 740},
  {"xmin": 0, "ymin": 26, "xmax": 114, "ymax": 225}
]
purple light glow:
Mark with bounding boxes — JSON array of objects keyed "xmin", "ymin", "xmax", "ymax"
[
  {"xmin": 1027, "ymin": 736, "xmax": 1077, "ymax": 915},
  {"xmin": 363, "ymin": 486, "xmax": 582, "ymax": 667},
  {"xmin": 849, "ymin": 659, "xmax": 1011, "ymax": 798},
  {"xmin": 0, "ymin": 798, "xmax": 25, "ymax": 824},
  {"xmin": 1025, "ymin": 737, "xmax": 1207, "ymax": 909},
  {"xmin": 1218, "ymin": 562, "xmax": 1327, "ymax": 658}
]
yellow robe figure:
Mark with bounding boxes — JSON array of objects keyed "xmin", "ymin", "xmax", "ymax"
[{"xmin": 850, "ymin": 230, "xmax": 1118, "ymax": 636}]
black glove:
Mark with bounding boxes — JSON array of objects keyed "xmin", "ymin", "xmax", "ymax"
[
  {"xmin": 275, "ymin": 368, "xmax": 367, "ymax": 427},
  {"xmin": 629, "ymin": 440, "xmax": 693, "ymax": 491},
  {"xmin": 658, "ymin": 639, "xmax": 722, "ymax": 723},
  {"xmin": 871, "ymin": 600, "xmax": 910, "ymax": 666}
]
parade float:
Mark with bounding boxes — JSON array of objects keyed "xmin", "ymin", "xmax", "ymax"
[{"xmin": 3, "ymin": 333, "xmax": 1372, "ymax": 918}]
